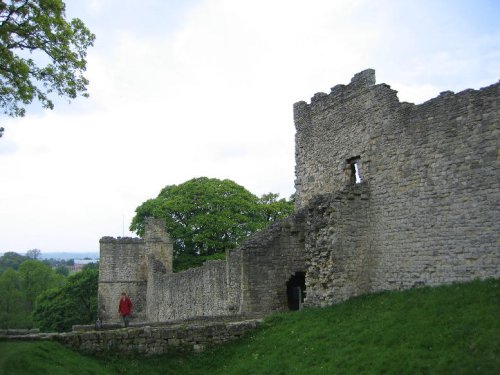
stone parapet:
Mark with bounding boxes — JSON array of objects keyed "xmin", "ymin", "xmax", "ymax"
[{"xmin": 99, "ymin": 237, "xmax": 144, "ymax": 244}]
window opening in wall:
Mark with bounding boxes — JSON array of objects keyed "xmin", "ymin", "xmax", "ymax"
[
  {"xmin": 347, "ymin": 156, "xmax": 362, "ymax": 184},
  {"xmin": 286, "ymin": 272, "xmax": 306, "ymax": 311}
]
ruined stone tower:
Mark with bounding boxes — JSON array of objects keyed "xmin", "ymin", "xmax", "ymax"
[
  {"xmin": 98, "ymin": 218, "xmax": 173, "ymax": 322},
  {"xmin": 295, "ymin": 69, "xmax": 499, "ymax": 306}
]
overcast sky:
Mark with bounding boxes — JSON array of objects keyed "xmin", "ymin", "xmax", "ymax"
[{"xmin": 1, "ymin": 0, "xmax": 499, "ymax": 254}]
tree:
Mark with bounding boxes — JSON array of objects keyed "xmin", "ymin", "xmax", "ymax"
[
  {"xmin": 0, "ymin": 251, "xmax": 28, "ymax": 273},
  {"xmin": 258, "ymin": 192, "xmax": 295, "ymax": 222},
  {"xmin": 32, "ymin": 268, "xmax": 98, "ymax": 332},
  {"xmin": 25, "ymin": 248, "xmax": 41, "ymax": 260},
  {"xmin": 130, "ymin": 177, "xmax": 294, "ymax": 258},
  {"xmin": 54, "ymin": 264, "xmax": 69, "ymax": 276},
  {"xmin": 0, "ymin": 0, "xmax": 95, "ymax": 137},
  {"xmin": 82, "ymin": 261, "xmax": 98, "ymax": 270},
  {"xmin": 18, "ymin": 259, "xmax": 64, "ymax": 310},
  {"xmin": 0, "ymin": 268, "xmax": 31, "ymax": 328}
]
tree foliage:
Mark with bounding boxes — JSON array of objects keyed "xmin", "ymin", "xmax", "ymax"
[
  {"xmin": 54, "ymin": 264, "xmax": 69, "ymax": 276},
  {"xmin": 32, "ymin": 268, "xmax": 98, "ymax": 332},
  {"xmin": 82, "ymin": 261, "xmax": 98, "ymax": 270},
  {"xmin": 258, "ymin": 192, "xmax": 295, "ymax": 222},
  {"xmin": 0, "ymin": 251, "xmax": 28, "ymax": 273},
  {"xmin": 0, "ymin": 255, "xmax": 99, "ymax": 330},
  {"xmin": 0, "ymin": 0, "xmax": 95, "ymax": 136},
  {"xmin": 25, "ymin": 248, "xmax": 41, "ymax": 260},
  {"xmin": 0, "ymin": 268, "xmax": 31, "ymax": 328},
  {"xmin": 130, "ymin": 177, "xmax": 294, "ymax": 258},
  {"xmin": 18, "ymin": 259, "xmax": 64, "ymax": 309},
  {"xmin": 0, "ymin": 257, "xmax": 65, "ymax": 328}
]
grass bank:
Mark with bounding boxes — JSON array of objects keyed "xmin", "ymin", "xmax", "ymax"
[{"xmin": 1, "ymin": 278, "xmax": 499, "ymax": 374}]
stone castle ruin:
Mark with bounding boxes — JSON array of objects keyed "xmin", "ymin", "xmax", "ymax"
[
  {"xmin": 99, "ymin": 216, "xmax": 306, "ymax": 322},
  {"xmin": 99, "ymin": 69, "xmax": 499, "ymax": 323}
]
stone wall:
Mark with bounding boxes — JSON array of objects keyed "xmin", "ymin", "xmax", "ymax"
[
  {"xmin": 144, "ymin": 217, "xmax": 174, "ymax": 271},
  {"xmin": 98, "ymin": 237, "xmax": 148, "ymax": 322},
  {"xmin": 1, "ymin": 320, "xmax": 262, "ymax": 356},
  {"xmin": 98, "ymin": 69, "xmax": 498, "ymax": 323},
  {"xmin": 144, "ymin": 213, "xmax": 306, "ymax": 320},
  {"xmin": 0, "ymin": 328, "xmax": 40, "ymax": 336},
  {"xmin": 294, "ymin": 69, "xmax": 379, "ymax": 209},
  {"xmin": 98, "ymin": 218, "xmax": 173, "ymax": 322},
  {"xmin": 146, "ymin": 259, "xmax": 229, "ymax": 321},
  {"xmin": 99, "ymin": 213, "xmax": 306, "ymax": 323},
  {"xmin": 304, "ymin": 185, "xmax": 372, "ymax": 306},
  {"xmin": 237, "ymin": 213, "xmax": 306, "ymax": 314},
  {"xmin": 295, "ymin": 69, "xmax": 500, "ymax": 306}
]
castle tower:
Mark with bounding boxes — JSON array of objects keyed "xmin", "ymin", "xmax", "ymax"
[
  {"xmin": 98, "ymin": 218, "xmax": 173, "ymax": 323},
  {"xmin": 143, "ymin": 217, "xmax": 173, "ymax": 272}
]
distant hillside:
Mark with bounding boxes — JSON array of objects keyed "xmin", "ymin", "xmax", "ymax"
[
  {"xmin": 40, "ymin": 252, "xmax": 99, "ymax": 261},
  {"xmin": 1, "ymin": 278, "xmax": 498, "ymax": 374},
  {"xmin": 0, "ymin": 251, "xmax": 99, "ymax": 261}
]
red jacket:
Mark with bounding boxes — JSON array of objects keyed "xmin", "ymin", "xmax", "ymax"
[{"xmin": 119, "ymin": 296, "xmax": 132, "ymax": 316}]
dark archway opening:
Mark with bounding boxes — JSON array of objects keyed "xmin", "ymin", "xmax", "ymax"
[{"xmin": 286, "ymin": 272, "xmax": 306, "ymax": 311}]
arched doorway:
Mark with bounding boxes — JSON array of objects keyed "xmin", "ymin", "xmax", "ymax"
[{"xmin": 286, "ymin": 272, "xmax": 306, "ymax": 310}]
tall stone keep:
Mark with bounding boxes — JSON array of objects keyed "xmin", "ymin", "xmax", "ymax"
[
  {"xmin": 98, "ymin": 218, "xmax": 173, "ymax": 322},
  {"xmin": 294, "ymin": 69, "xmax": 500, "ymax": 306}
]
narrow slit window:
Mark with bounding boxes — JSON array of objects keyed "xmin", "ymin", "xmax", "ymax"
[
  {"xmin": 353, "ymin": 163, "xmax": 362, "ymax": 183},
  {"xmin": 347, "ymin": 156, "xmax": 362, "ymax": 184}
]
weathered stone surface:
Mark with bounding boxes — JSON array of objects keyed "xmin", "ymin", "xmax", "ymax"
[
  {"xmin": 4, "ymin": 320, "xmax": 260, "ymax": 355},
  {"xmin": 98, "ymin": 218, "xmax": 173, "ymax": 322},
  {"xmin": 295, "ymin": 69, "xmax": 500, "ymax": 305},
  {"xmin": 0, "ymin": 319, "xmax": 262, "ymax": 355},
  {"xmin": 0, "ymin": 328, "xmax": 40, "ymax": 336}
]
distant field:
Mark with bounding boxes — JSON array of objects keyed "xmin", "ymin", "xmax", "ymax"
[{"xmin": 1, "ymin": 278, "xmax": 498, "ymax": 374}]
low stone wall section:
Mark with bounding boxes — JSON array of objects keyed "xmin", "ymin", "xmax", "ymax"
[
  {"xmin": 1, "ymin": 319, "xmax": 262, "ymax": 356},
  {"xmin": 0, "ymin": 329, "xmax": 40, "ymax": 336}
]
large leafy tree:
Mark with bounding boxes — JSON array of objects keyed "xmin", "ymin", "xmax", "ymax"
[
  {"xmin": 0, "ymin": 257, "xmax": 68, "ymax": 328},
  {"xmin": 0, "ymin": 268, "xmax": 31, "ymax": 328},
  {"xmin": 0, "ymin": 251, "xmax": 28, "ymax": 273},
  {"xmin": 130, "ymin": 177, "xmax": 293, "ymax": 258},
  {"xmin": 18, "ymin": 259, "xmax": 64, "ymax": 310},
  {"xmin": 0, "ymin": 0, "xmax": 95, "ymax": 137},
  {"xmin": 32, "ymin": 268, "xmax": 98, "ymax": 332}
]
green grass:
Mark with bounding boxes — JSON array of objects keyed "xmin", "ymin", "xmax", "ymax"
[
  {"xmin": 1, "ymin": 279, "xmax": 499, "ymax": 374},
  {"xmin": 0, "ymin": 340, "xmax": 111, "ymax": 375}
]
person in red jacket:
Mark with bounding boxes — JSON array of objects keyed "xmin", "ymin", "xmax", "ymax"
[{"xmin": 118, "ymin": 292, "xmax": 133, "ymax": 327}]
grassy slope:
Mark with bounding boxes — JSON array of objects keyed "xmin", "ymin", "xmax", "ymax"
[
  {"xmin": 0, "ymin": 341, "xmax": 110, "ymax": 375},
  {"xmin": 1, "ymin": 279, "xmax": 499, "ymax": 375}
]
